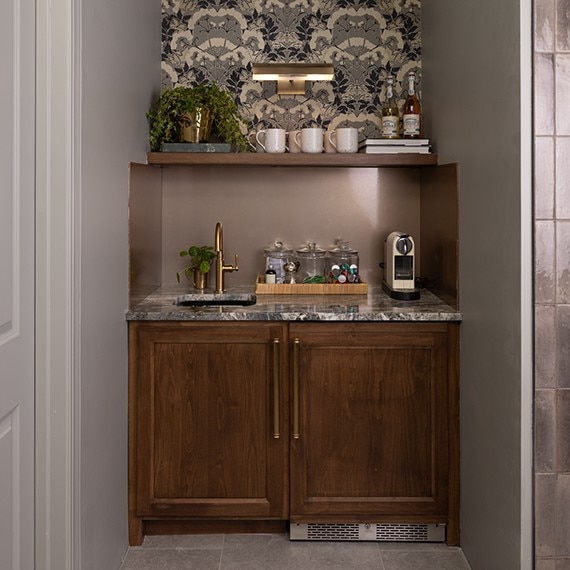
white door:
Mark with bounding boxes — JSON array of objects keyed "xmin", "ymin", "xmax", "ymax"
[{"xmin": 0, "ymin": 0, "xmax": 36, "ymax": 567}]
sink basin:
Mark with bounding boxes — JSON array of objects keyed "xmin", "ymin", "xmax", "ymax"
[{"xmin": 173, "ymin": 293, "xmax": 257, "ymax": 307}]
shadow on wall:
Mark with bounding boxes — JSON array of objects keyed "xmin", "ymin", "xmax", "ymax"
[{"xmin": 161, "ymin": 0, "xmax": 421, "ymax": 139}]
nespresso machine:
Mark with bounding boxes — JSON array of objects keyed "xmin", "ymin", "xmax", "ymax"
[{"xmin": 382, "ymin": 232, "xmax": 420, "ymax": 300}]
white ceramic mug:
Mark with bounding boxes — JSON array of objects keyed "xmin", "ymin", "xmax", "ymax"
[
  {"xmin": 295, "ymin": 127, "xmax": 324, "ymax": 153},
  {"xmin": 324, "ymin": 129, "xmax": 336, "ymax": 153},
  {"xmin": 288, "ymin": 130, "xmax": 302, "ymax": 153},
  {"xmin": 256, "ymin": 128, "xmax": 287, "ymax": 153},
  {"xmin": 249, "ymin": 132, "xmax": 264, "ymax": 152},
  {"xmin": 328, "ymin": 127, "xmax": 359, "ymax": 154}
]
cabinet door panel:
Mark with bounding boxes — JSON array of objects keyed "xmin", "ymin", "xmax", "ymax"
[
  {"xmin": 290, "ymin": 323, "xmax": 450, "ymax": 521},
  {"xmin": 153, "ymin": 342, "xmax": 267, "ymax": 499},
  {"xmin": 132, "ymin": 322, "xmax": 288, "ymax": 519}
]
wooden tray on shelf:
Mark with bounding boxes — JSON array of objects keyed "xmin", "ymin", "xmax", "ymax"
[{"xmin": 255, "ymin": 275, "xmax": 368, "ymax": 295}]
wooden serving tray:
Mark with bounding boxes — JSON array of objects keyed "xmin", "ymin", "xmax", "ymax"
[{"xmin": 255, "ymin": 275, "xmax": 368, "ymax": 295}]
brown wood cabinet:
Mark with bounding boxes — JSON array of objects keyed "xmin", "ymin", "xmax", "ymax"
[
  {"xmin": 128, "ymin": 320, "xmax": 459, "ymax": 546},
  {"xmin": 289, "ymin": 323, "xmax": 459, "ymax": 545},
  {"xmin": 129, "ymin": 321, "xmax": 290, "ymax": 545}
]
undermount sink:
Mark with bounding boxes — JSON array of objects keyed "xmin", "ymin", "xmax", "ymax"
[{"xmin": 173, "ymin": 293, "xmax": 257, "ymax": 307}]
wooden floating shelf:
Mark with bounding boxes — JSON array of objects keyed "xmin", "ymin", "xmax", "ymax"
[{"xmin": 146, "ymin": 152, "xmax": 438, "ymax": 167}]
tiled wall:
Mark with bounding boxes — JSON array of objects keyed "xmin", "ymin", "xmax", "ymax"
[
  {"xmin": 161, "ymin": 0, "xmax": 421, "ymax": 139},
  {"xmin": 534, "ymin": 0, "xmax": 570, "ymax": 566}
]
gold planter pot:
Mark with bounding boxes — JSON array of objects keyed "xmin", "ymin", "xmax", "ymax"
[
  {"xmin": 193, "ymin": 270, "xmax": 209, "ymax": 291},
  {"xmin": 181, "ymin": 107, "xmax": 213, "ymax": 143}
]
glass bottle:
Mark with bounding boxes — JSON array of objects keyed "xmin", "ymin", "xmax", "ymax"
[
  {"xmin": 381, "ymin": 75, "xmax": 399, "ymax": 139},
  {"xmin": 402, "ymin": 71, "xmax": 421, "ymax": 138}
]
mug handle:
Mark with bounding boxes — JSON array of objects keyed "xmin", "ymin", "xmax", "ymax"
[
  {"xmin": 293, "ymin": 131, "xmax": 301, "ymax": 148},
  {"xmin": 255, "ymin": 130, "xmax": 266, "ymax": 152},
  {"xmin": 328, "ymin": 130, "xmax": 337, "ymax": 150}
]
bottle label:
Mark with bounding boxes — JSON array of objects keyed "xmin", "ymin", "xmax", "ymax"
[
  {"xmin": 403, "ymin": 114, "xmax": 420, "ymax": 136},
  {"xmin": 381, "ymin": 116, "xmax": 398, "ymax": 138},
  {"xmin": 266, "ymin": 257, "xmax": 285, "ymax": 283}
]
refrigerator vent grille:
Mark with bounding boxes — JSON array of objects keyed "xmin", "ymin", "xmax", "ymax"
[
  {"xmin": 307, "ymin": 524, "xmax": 360, "ymax": 541},
  {"xmin": 290, "ymin": 523, "xmax": 446, "ymax": 542},
  {"xmin": 376, "ymin": 524, "xmax": 428, "ymax": 541}
]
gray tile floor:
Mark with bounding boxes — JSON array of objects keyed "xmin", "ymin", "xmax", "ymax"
[{"xmin": 120, "ymin": 533, "xmax": 472, "ymax": 569}]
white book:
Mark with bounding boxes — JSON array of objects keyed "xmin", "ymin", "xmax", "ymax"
[
  {"xmin": 360, "ymin": 138, "xmax": 430, "ymax": 147},
  {"xmin": 359, "ymin": 146, "xmax": 431, "ymax": 154}
]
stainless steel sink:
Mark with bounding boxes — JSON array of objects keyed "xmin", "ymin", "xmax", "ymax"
[{"xmin": 173, "ymin": 293, "xmax": 256, "ymax": 307}]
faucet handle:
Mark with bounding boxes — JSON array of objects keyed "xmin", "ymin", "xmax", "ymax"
[
  {"xmin": 232, "ymin": 254, "xmax": 239, "ymax": 271},
  {"xmin": 223, "ymin": 254, "xmax": 239, "ymax": 273}
]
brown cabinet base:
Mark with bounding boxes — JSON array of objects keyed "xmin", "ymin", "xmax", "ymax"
[{"xmin": 129, "ymin": 321, "xmax": 459, "ymax": 547}]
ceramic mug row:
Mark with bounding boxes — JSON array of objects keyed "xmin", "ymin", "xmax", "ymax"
[{"xmin": 254, "ymin": 127, "xmax": 359, "ymax": 154}]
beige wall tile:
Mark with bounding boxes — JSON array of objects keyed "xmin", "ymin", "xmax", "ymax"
[
  {"xmin": 556, "ymin": 474, "xmax": 570, "ymax": 556},
  {"xmin": 556, "ymin": 56, "xmax": 570, "ymax": 135},
  {"xmin": 536, "ymin": 137, "xmax": 555, "ymax": 220},
  {"xmin": 536, "ymin": 0, "xmax": 556, "ymax": 51},
  {"xmin": 555, "ymin": 138, "xmax": 570, "ymax": 219},
  {"xmin": 558, "ymin": 0, "xmax": 570, "ymax": 49},
  {"xmin": 536, "ymin": 54, "xmax": 555, "ymax": 136},
  {"xmin": 536, "ymin": 389, "xmax": 557, "ymax": 472},
  {"xmin": 536, "ymin": 305, "xmax": 557, "ymax": 388},
  {"xmin": 557, "ymin": 390, "xmax": 570, "ymax": 469},
  {"xmin": 556, "ymin": 306, "xmax": 570, "ymax": 388},
  {"xmin": 536, "ymin": 474, "xmax": 557, "ymax": 557},
  {"xmin": 556, "ymin": 223, "xmax": 570, "ymax": 302},
  {"xmin": 536, "ymin": 221, "xmax": 556, "ymax": 303}
]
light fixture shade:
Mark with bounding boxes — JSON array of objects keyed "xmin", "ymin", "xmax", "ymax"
[{"xmin": 252, "ymin": 63, "xmax": 334, "ymax": 94}]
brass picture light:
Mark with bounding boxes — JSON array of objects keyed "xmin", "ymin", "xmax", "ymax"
[{"xmin": 252, "ymin": 63, "xmax": 334, "ymax": 95}]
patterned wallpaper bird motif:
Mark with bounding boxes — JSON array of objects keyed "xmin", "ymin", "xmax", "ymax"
[{"xmin": 162, "ymin": 0, "xmax": 421, "ymax": 140}]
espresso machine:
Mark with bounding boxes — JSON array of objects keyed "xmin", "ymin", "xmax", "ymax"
[{"xmin": 382, "ymin": 232, "xmax": 420, "ymax": 300}]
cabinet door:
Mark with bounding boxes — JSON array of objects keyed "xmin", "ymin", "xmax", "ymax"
[
  {"xmin": 289, "ymin": 322, "xmax": 457, "ymax": 523},
  {"xmin": 130, "ymin": 322, "xmax": 288, "ymax": 519}
]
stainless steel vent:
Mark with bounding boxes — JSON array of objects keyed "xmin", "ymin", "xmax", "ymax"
[{"xmin": 290, "ymin": 523, "xmax": 446, "ymax": 542}]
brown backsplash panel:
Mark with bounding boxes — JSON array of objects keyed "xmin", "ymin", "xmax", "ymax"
[
  {"xmin": 420, "ymin": 163, "xmax": 459, "ymax": 308},
  {"xmin": 160, "ymin": 166, "xmax": 421, "ymax": 287},
  {"xmin": 128, "ymin": 163, "xmax": 163, "ymax": 307}
]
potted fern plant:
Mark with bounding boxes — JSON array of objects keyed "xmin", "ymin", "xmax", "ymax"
[
  {"xmin": 176, "ymin": 245, "xmax": 217, "ymax": 290},
  {"xmin": 147, "ymin": 83, "xmax": 249, "ymax": 152}
]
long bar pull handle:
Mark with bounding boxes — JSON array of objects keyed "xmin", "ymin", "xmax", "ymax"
[
  {"xmin": 293, "ymin": 338, "xmax": 300, "ymax": 439},
  {"xmin": 272, "ymin": 338, "xmax": 280, "ymax": 439}
]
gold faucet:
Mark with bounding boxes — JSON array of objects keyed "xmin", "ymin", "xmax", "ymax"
[{"xmin": 214, "ymin": 221, "xmax": 239, "ymax": 293}]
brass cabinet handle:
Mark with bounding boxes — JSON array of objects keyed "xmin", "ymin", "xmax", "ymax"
[
  {"xmin": 293, "ymin": 338, "xmax": 300, "ymax": 439},
  {"xmin": 273, "ymin": 338, "xmax": 280, "ymax": 439}
]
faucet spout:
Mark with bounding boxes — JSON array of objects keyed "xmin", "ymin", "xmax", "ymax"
[
  {"xmin": 214, "ymin": 221, "xmax": 239, "ymax": 293},
  {"xmin": 215, "ymin": 222, "xmax": 223, "ymax": 253}
]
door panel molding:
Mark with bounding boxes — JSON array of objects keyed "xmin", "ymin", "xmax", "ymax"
[
  {"xmin": 0, "ymin": 406, "xmax": 20, "ymax": 569},
  {"xmin": 0, "ymin": 0, "xmax": 20, "ymax": 346},
  {"xmin": 35, "ymin": 0, "xmax": 80, "ymax": 567}
]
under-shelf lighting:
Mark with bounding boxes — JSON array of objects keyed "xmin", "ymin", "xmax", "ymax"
[{"xmin": 252, "ymin": 63, "xmax": 334, "ymax": 95}]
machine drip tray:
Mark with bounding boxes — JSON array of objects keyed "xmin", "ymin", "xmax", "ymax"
[
  {"xmin": 290, "ymin": 522, "xmax": 446, "ymax": 542},
  {"xmin": 382, "ymin": 280, "xmax": 421, "ymax": 301}
]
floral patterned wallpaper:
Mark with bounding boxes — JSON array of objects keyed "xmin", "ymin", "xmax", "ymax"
[{"xmin": 161, "ymin": 0, "xmax": 421, "ymax": 139}]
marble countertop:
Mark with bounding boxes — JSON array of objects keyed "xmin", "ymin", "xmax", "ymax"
[{"xmin": 126, "ymin": 285, "xmax": 462, "ymax": 322}]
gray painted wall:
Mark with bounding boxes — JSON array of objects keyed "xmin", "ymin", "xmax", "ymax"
[
  {"xmin": 80, "ymin": 0, "xmax": 160, "ymax": 567},
  {"xmin": 422, "ymin": 2, "xmax": 526, "ymax": 569}
]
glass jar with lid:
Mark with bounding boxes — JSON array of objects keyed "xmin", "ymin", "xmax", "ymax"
[
  {"xmin": 327, "ymin": 240, "xmax": 359, "ymax": 284},
  {"xmin": 295, "ymin": 242, "xmax": 327, "ymax": 284},
  {"xmin": 264, "ymin": 241, "xmax": 293, "ymax": 284}
]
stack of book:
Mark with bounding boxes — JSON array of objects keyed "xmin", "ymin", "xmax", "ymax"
[{"xmin": 359, "ymin": 138, "xmax": 431, "ymax": 154}]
